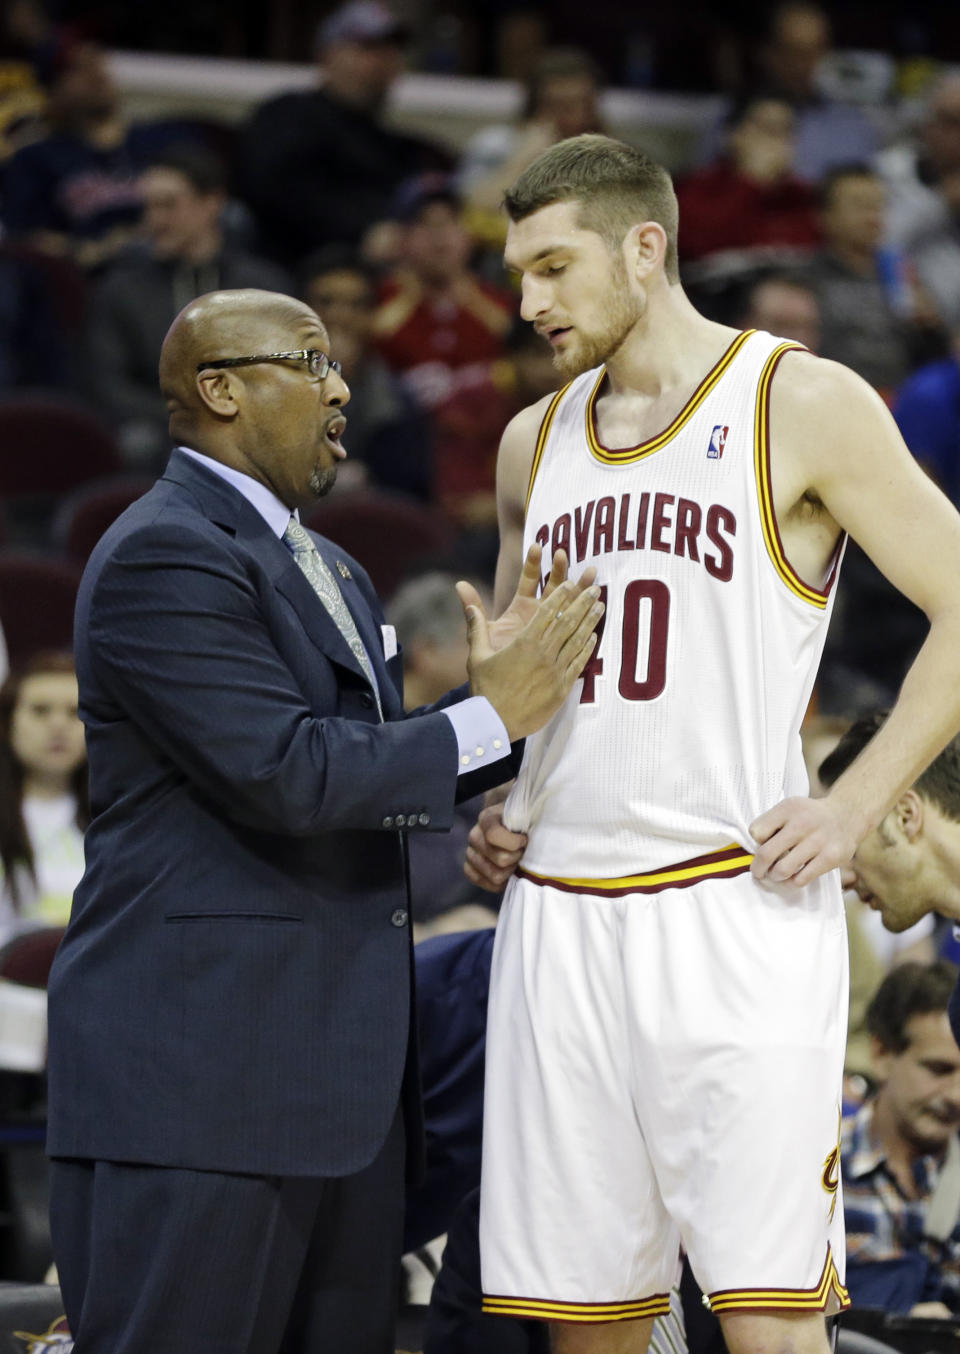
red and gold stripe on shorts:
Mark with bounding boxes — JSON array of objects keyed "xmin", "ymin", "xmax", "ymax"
[
  {"xmin": 516, "ymin": 843, "xmax": 753, "ymax": 898},
  {"xmin": 482, "ymin": 1292, "xmax": 671, "ymax": 1323},
  {"xmin": 707, "ymin": 1247, "xmax": 850, "ymax": 1315}
]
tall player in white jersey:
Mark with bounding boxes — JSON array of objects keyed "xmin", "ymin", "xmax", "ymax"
[{"xmin": 467, "ymin": 135, "xmax": 960, "ymax": 1354}]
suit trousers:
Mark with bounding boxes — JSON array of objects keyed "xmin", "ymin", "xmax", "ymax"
[{"xmin": 49, "ymin": 1105, "xmax": 406, "ymax": 1354}]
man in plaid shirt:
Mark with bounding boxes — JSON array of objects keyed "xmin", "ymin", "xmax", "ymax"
[{"xmin": 841, "ymin": 961, "xmax": 960, "ymax": 1318}]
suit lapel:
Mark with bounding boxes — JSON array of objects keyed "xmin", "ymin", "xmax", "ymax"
[
  {"xmin": 267, "ymin": 535, "xmax": 370, "ymax": 686},
  {"xmin": 163, "ymin": 451, "xmax": 371, "ymax": 686}
]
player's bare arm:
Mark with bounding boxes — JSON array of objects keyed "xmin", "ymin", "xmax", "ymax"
[
  {"xmin": 751, "ymin": 350, "xmax": 960, "ymax": 885},
  {"xmin": 463, "ymin": 392, "xmax": 565, "ymax": 892},
  {"xmin": 493, "ymin": 394, "xmax": 556, "ymax": 616}
]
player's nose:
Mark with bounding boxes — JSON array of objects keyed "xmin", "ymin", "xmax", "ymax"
[{"xmin": 520, "ymin": 275, "xmax": 550, "ymax": 322}]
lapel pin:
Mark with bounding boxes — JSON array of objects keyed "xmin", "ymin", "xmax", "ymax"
[{"xmin": 336, "ymin": 560, "xmax": 352, "ymax": 579}]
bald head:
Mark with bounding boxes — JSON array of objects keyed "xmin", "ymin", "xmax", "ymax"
[
  {"xmin": 160, "ymin": 289, "xmax": 319, "ymax": 443},
  {"xmin": 156, "ymin": 287, "xmax": 351, "ymax": 511}
]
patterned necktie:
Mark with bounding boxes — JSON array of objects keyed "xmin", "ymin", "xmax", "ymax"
[{"xmin": 283, "ymin": 519, "xmax": 382, "ymax": 720}]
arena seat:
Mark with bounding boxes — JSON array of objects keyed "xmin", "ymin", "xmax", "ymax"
[
  {"xmin": 52, "ymin": 475, "xmax": 156, "ymax": 564},
  {"xmin": 840, "ymin": 1308, "xmax": 960, "ymax": 1354},
  {"xmin": 0, "ymin": 554, "xmax": 82, "ymax": 666},
  {"xmin": 304, "ymin": 491, "xmax": 456, "ymax": 601},
  {"xmin": 0, "ymin": 929, "xmax": 65, "ymax": 992},
  {"xmin": 3, "ymin": 245, "xmax": 89, "ymax": 340},
  {"xmin": 0, "ymin": 396, "xmax": 122, "ymax": 500}
]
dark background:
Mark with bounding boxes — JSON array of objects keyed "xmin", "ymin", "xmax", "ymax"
[{"xmin": 24, "ymin": 0, "xmax": 960, "ymax": 87}]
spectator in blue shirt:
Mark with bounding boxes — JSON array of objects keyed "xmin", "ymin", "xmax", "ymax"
[
  {"xmin": 2, "ymin": 32, "xmax": 194, "ymax": 271},
  {"xmin": 841, "ymin": 961, "xmax": 960, "ymax": 1319},
  {"xmin": 894, "ymin": 334, "xmax": 960, "ymax": 509}
]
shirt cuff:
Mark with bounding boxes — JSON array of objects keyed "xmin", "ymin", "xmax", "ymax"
[{"xmin": 443, "ymin": 697, "xmax": 511, "ymax": 776}]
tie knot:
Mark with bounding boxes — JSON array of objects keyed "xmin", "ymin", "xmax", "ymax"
[{"xmin": 283, "ymin": 519, "xmax": 312, "ymax": 555}]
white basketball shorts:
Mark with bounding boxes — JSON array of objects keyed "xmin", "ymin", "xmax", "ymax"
[{"xmin": 480, "ymin": 863, "xmax": 849, "ymax": 1325}]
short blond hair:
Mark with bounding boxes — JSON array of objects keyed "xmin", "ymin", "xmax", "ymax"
[{"xmin": 503, "ymin": 134, "xmax": 679, "ymax": 284}]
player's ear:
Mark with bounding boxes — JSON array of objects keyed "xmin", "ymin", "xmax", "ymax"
[
  {"xmin": 895, "ymin": 789, "xmax": 924, "ymax": 842},
  {"xmin": 624, "ymin": 221, "xmax": 667, "ymax": 281}
]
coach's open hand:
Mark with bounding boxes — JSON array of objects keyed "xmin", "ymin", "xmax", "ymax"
[
  {"xmin": 457, "ymin": 545, "xmax": 602, "ymax": 741},
  {"xmin": 480, "ymin": 544, "xmax": 590, "ymax": 654}
]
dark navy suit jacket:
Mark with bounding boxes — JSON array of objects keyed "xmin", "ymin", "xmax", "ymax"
[{"xmin": 46, "ymin": 449, "xmax": 516, "ymax": 1178}]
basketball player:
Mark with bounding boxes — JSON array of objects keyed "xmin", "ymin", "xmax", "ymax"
[{"xmin": 470, "ymin": 135, "xmax": 960, "ymax": 1354}]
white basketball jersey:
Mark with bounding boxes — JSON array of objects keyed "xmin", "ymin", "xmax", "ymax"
[{"xmin": 503, "ymin": 328, "xmax": 845, "ymax": 885}]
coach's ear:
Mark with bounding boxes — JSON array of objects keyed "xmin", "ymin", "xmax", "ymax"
[
  {"xmin": 624, "ymin": 220, "xmax": 668, "ymax": 282},
  {"xmin": 196, "ymin": 367, "xmax": 240, "ymax": 419}
]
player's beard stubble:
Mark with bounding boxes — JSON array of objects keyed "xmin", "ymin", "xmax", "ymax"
[{"xmin": 552, "ymin": 253, "xmax": 645, "ymax": 381}]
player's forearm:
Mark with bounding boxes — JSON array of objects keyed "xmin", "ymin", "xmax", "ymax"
[{"xmin": 824, "ymin": 602, "xmax": 960, "ymax": 837}]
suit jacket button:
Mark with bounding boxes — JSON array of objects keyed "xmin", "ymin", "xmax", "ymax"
[
  {"xmin": 395, "ymin": 813, "xmax": 406, "ymax": 827},
  {"xmin": 360, "ymin": 692, "xmax": 374, "ymax": 708},
  {"xmin": 418, "ymin": 812, "xmax": 430, "ymax": 826},
  {"xmin": 382, "ymin": 816, "xmax": 394, "ymax": 828},
  {"xmin": 391, "ymin": 909, "xmax": 408, "ymax": 928}
]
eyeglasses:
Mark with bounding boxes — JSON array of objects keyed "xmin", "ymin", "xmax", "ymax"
[{"xmin": 196, "ymin": 349, "xmax": 343, "ymax": 380}]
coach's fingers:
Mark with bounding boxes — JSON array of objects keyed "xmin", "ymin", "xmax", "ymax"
[
  {"xmin": 538, "ymin": 585, "xmax": 603, "ymax": 666},
  {"xmin": 555, "ymin": 591, "xmax": 603, "ymax": 678},
  {"xmin": 526, "ymin": 569, "xmax": 599, "ymax": 644}
]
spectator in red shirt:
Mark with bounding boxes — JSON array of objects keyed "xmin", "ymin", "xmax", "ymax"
[
  {"xmin": 676, "ymin": 93, "xmax": 820, "ymax": 265},
  {"xmin": 299, "ymin": 244, "xmax": 432, "ymax": 501},
  {"xmin": 372, "ymin": 173, "xmax": 516, "ymax": 412},
  {"xmin": 432, "ymin": 318, "xmax": 557, "ymax": 531}
]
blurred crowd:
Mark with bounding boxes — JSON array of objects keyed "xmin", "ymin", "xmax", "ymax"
[
  {"xmin": 0, "ymin": 2, "xmax": 955, "ymax": 605},
  {"xmin": 0, "ymin": 3, "xmax": 953, "ymax": 573},
  {"xmin": 0, "ymin": 0, "xmax": 959, "ymax": 1333}
]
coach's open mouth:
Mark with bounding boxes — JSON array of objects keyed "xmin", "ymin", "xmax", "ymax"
[{"xmin": 324, "ymin": 416, "xmax": 347, "ymax": 457}]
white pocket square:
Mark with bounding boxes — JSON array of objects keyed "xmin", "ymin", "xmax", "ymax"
[{"xmin": 381, "ymin": 624, "xmax": 398, "ymax": 660}]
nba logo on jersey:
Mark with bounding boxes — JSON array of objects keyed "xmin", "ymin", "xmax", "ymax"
[{"xmin": 707, "ymin": 425, "xmax": 729, "ymax": 459}]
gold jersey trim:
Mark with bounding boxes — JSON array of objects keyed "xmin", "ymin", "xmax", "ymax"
[
  {"xmin": 524, "ymin": 381, "xmax": 573, "ymax": 517},
  {"xmin": 516, "ymin": 844, "xmax": 753, "ymax": 897},
  {"xmin": 708, "ymin": 1246, "xmax": 850, "ymax": 1314},
  {"xmin": 753, "ymin": 343, "xmax": 845, "ymax": 610},
  {"xmin": 585, "ymin": 329, "xmax": 756, "ymax": 466},
  {"xmin": 482, "ymin": 1292, "xmax": 671, "ymax": 1323}
]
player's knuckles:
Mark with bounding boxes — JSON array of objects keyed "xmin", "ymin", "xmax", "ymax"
[
  {"xmin": 466, "ymin": 842, "xmax": 498, "ymax": 872},
  {"xmin": 488, "ymin": 828, "xmax": 524, "ymax": 851},
  {"xmin": 752, "ymin": 841, "xmax": 777, "ymax": 870}
]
